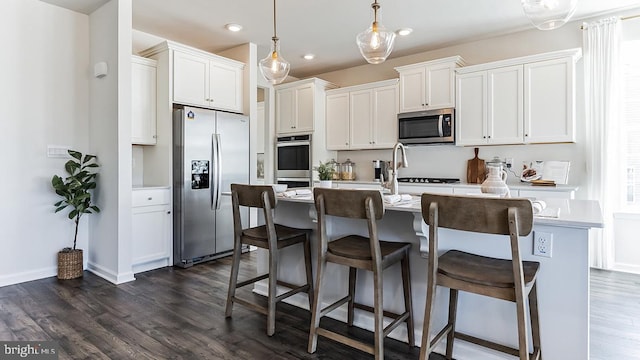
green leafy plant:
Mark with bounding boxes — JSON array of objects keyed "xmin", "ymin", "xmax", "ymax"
[
  {"xmin": 314, "ymin": 160, "xmax": 335, "ymax": 181},
  {"xmin": 51, "ymin": 150, "xmax": 100, "ymax": 251}
]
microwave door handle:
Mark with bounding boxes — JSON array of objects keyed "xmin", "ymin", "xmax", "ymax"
[{"xmin": 438, "ymin": 114, "xmax": 444, "ymax": 137}]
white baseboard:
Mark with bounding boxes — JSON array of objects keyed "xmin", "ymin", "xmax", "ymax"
[
  {"xmin": 0, "ymin": 266, "xmax": 57, "ymax": 287},
  {"xmin": 87, "ymin": 261, "xmax": 135, "ymax": 284},
  {"xmin": 132, "ymin": 258, "xmax": 170, "ymax": 274},
  {"xmin": 611, "ymin": 263, "xmax": 640, "ymax": 275}
]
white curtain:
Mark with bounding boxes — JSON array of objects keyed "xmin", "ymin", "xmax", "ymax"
[{"xmin": 583, "ymin": 17, "xmax": 621, "ymax": 269}]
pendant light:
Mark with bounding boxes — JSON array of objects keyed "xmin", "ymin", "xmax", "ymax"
[
  {"xmin": 259, "ymin": 0, "xmax": 290, "ymax": 84},
  {"xmin": 356, "ymin": 0, "xmax": 396, "ymax": 64},
  {"xmin": 521, "ymin": 0, "xmax": 578, "ymax": 30}
]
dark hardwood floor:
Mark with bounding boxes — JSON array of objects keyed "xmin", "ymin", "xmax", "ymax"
[{"xmin": 1, "ymin": 253, "xmax": 639, "ymax": 359}]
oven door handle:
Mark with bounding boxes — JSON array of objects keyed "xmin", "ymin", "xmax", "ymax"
[
  {"xmin": 438, "ymin": 114, "xmax": 444, "ymax": 137},
  {"xmin": 277, "ymin": 141, "xmax": 310, "ymax": 147}
]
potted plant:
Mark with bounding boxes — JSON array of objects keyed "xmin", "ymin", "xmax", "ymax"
[
  {"xmin": 314, "ymin": 160, "xmax": 335, "ymax": 188},
  {"xmin": 51, "ymin": 150, "xmax": 100, "ymax": 279}
]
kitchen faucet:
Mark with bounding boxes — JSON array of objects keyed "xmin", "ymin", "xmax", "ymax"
[{"xmin": 383, "ymin": 142, "xmax": 408, "ymax": 195}]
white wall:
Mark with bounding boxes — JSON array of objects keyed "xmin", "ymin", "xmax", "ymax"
[
  {"xmin": 87, "ymin": 0, "xmax": 134, "ymax": 284},
  {"xmin": 0, "ymin": 0, "xmax": 90, "ymax": 287}
]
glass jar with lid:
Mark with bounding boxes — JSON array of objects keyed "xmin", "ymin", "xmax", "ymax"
[
  {"xmin": 328, "ymin": 159, "xmax": 342, "ymax": 180},
  {"xmin": 341, "ymin": 158, "xmax": 356, "ymax": 181}
]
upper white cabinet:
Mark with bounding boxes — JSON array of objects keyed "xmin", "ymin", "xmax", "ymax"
[
  {"xmin": 275, "ymin": 78, "xmax": 337, "ymax": 135},
  {"xmin": 132, "ymin": 55, "xmax": 157, "ymax": 145},
  {"xmin": 456, "ymin": 49, "xmax": 580, "ymax": 146},
  {"xmin": 395, "ymin": 56, "xmax": 465, "ymax": 113},
  {"xmin": 326, "ymin": 79, "xmax": 399, "ymax": 150},
  {"xmin": 456, "ymin": 65, "xmax": 524, "ymax": 145},
  {"xmin": 173, "ymin": 49, "xmax": 243, "ymax": 113},
  {"xmin": 524, "ymin": 57, "xmax": 575, "ymax": 143}
]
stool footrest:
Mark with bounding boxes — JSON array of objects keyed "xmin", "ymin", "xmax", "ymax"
[
  {"xmin": 430, "ymin": 324, "xmax": 454, "ymax": 348},
  {"xmin": 320, "ymin": 295, "xmax": 351, "ymax": 318},
  {"xmin": 236, "ymin": 273, "xmax": 269, "ymax": 289},
  {"xmin": 275, "ymin": 284, "xmax": 310, "ymax": 303},
  {"xmin": 316, "ymin": 328, "xmax": 374, "ymax": 355},
  {"xmin": 353, "ymin": 302, "xmax": 404, "ymax": 321},
  {"xmin": 456, "ymin": 331, "xmax": 521, "ymax": 357},
  {"xmin": 231, "ymin": 297, "xmax": 268, "ymax": 316},
  {"xmin": 383, "ymin": 311, "xmax": 410, "ymax": 338}
]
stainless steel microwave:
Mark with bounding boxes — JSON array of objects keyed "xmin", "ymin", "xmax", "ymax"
[{"xmin": 398, "ymin": 108, "xmax": 455, "ymax": 145}]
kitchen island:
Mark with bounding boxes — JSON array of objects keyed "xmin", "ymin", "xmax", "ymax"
[{"xmin": 252, "ymin": 192, "xmax": 603, "ymax": 360}]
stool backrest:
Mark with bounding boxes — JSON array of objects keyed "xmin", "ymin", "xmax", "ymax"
[
  {"xmin": 231, "ymin": 184, "xmax": 276, "ymax": 209},
  {"xmin": 420, "ymin": 194, "xmax": 533, "ymax": 236},
  {"xmin": 313, "ymin": 188, "xmax": 384, "ymax": 220}
]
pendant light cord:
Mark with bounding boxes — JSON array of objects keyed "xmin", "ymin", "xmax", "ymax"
[{"xmin": 272, "ymin": 0, "xmax": 278, "ymax": 41}]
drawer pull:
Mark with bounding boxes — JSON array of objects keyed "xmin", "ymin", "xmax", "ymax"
[{"xmin": 147, "ymin": 197, "xmax": 153, "ymax": 200}]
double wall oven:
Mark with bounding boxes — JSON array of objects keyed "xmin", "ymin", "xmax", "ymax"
[{"xmin": 276, "ymin": 134, "xmax": 312, "ymax": 188}]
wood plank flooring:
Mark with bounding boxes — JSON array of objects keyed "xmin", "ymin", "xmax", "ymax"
[{"xmin": 1, "ymin": 253, "xmax": 639, "ymax": 359}]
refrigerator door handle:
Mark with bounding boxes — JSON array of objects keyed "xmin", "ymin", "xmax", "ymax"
[{"xmin": 213, "ymin": 133, "xmax": 222, "ymax": 210}]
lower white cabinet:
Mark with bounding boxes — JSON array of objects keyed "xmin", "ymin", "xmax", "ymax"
[{"xmin": 132, "ymin": 188, "xmax": 171, "ymax": 273}]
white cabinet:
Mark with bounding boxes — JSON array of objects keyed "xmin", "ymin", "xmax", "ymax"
[
  {"xmin": 456, "ymin": 49, "xmax": 580, "ymax": 146},
  {"xmin": 456, "ymin": 65, "xmax": 524, "ymax": 145},
  {"xmin": 326, "ymin": 80, "xmax": 398, "ymax": 150},
  {"xmin": 132, "ymin": 188, "xmax": 171, "ymax": 273},
  {"xmin": 275, "ymin": 78, "xmax": 337, "ymax": 135},
  {"xmin": 173, "ymin": 48, "xmax": 243, "ymax": 113},
  {"xmin": 524, "ymin": 57, "xmax": 575, "ymax": 143},
  {"xmin": 395, "ymin": 56, "xmax": 465, "ymax": 113},
  {"xmin": 132, "ymin": 56, "xmax": 157, "ymax": 145},
  {"xmin": 518, "ymin": 189, "xmax": 575, "ymax": 199}
]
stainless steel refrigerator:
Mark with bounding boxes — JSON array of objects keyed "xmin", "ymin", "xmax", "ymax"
[{"xmin": 173, "ymin": 106, "xmax": 249, "ymax": 267}]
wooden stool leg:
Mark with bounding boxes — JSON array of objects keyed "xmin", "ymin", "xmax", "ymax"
[
  {"xmin": 529, "ymin": 283, "xmax": 542, "ymax": 358},
  {"xmin": 401, "ymin": 254, "xmax": 415, "ymax": 347},
  {"xmin": 348, "ymin": 267, "xmax": 357, "ymax": 326},
  {"xmin": 515, "ymin": 286, "xmax": 531, "ymax": 360},
  {"xmin": 303, "ymin": 236, "xmax": 314, "ymax": 310},
  {"xmin": 308, "ymin": 255, "xmax": 326, "ymax": 353},
  {"xmin": 225, "ymin": 240, "xmax": 242, "ymax": 317},
  {"xmin": 419, "ymin": 277, "xmax": 437, "ymax": 360},
  {"xmin": 373, "ymin": 268, "xmax": 384, "ymax": 360},
  {"xmin": 446, "ymin": 289, "xmax": 458, "ymax": 359},
  {"xmin": 267, "ymin": 248, "xmax": 279, "ymax": 337}
]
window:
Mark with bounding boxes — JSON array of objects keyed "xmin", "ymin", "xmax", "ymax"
[{"xmin": 620, "ymin": 40, "xmax": 640, "ymax": 211}]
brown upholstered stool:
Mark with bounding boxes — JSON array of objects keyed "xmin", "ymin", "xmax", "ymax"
[
  {"xmin": 308, "ymin": 188, "xmax": 415, "ymax": 359},
  {"xmin": 419, "ymin": 194, "xmax": 541, "ymax": 360},
  {"xmin": 225, "ymin": 184, "xmax": 313, "ymax": 336}
]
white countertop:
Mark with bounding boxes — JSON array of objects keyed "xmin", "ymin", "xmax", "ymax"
[
  {"xmin": 277, "ymin": 192, "xmax": 603, "ymax": 229},
  {"xmin": 332, "ymin": 180, "xmax": 578, "ymax": 192}
]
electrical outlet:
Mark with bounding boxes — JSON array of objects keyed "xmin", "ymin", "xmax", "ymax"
[
  {"xmin": 533, "ymin": 231, "xmax": 553, "ymax": 258},
  {"xmin": 505, "ymin": 157, "xmax": 514, "ymax": 169}
]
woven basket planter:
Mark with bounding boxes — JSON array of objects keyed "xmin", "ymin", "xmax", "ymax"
[{"xmin": 57, "ymin": 249, "xmax": 83, "ymax": 280}]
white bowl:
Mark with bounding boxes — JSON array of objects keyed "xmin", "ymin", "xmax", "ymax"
[{"xmin": 272, "ymin": 184, "xmax": 288, "ymax": 193}]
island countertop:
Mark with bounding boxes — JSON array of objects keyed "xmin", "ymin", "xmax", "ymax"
[{"xmin": 277, "ymin": 192, "xmax": 603, "ymax": 229}]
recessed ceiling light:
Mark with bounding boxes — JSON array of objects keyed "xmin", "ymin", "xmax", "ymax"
[
  {"xmin": 225, "ymin": 23, "xmax": 243, "ymax": 32},
  {"xmin": 396, "ymin": 28, "xmax": 413, "ymax": 36},
  {"xmin": 303, "ymin": 54, "xmax": 315, "ymax": 60}
]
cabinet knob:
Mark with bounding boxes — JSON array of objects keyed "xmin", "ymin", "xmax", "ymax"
[
  {"xmin": 147, "ymin": 197, "xmax": 152, "ymax": 200},
  {"xmin": 525, "ymin": 134, "xmax": 529, "ymax": 137},
  {"xmin": 167, "ymin": 211, "xmax": 171, "ymax": 214},
  {"xmin": 483, "ymin": 136, "xmax": 486, "ymax": 139},
  {"xmin": 488, "ymin": 136, "xmax": 491, "ymax": 139},
  {"xmin": 345, "ymin": 142, "xmax": 348, "ymax": 145}
]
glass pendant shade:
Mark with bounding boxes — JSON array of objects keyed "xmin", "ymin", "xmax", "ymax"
[
  {"xmin": 259, "ymin": 38, "xmax": 290, "ymax": 84},
  {"xmin": 356, "ymin": 1, "xmax": 396, "ymax": 64},
  {"xmin": 521, "ymin": 0, "xmax": 578, "ymax": 30}
]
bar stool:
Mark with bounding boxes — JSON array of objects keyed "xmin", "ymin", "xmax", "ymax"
[
  {"xmin": 225, "ymin": 184, "xmax": 314, "ymax": 336},
  {"xmin": 308, "ymin": 188, "xmax": 414, "ymax": 359},
  {"xmin": 419, "ymin": 194, "xmax": 541, "ymax": 360}
]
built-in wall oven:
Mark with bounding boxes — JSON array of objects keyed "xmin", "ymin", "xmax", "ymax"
[{"xmin": 276, "ymin": 134, "xmax": 312, "ymax": 188}]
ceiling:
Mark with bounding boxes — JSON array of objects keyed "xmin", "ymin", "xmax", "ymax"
[{"xmin": 43, "ymin": 0, "xmax": 640, "ymax": 78}]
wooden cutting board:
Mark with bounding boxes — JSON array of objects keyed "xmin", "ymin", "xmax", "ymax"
[{"xmin": 466, "ymin": 147, "xmax": 486, "ymax": 184}]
